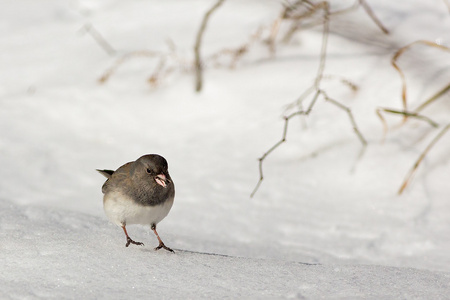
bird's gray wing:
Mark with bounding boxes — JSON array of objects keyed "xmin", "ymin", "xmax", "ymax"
[{"xmin": 101, "ymin": 162, "xmax": 133, "ymax": 194}]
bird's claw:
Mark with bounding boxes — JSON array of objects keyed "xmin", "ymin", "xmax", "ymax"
[
  {"xmin": 125, "ymin": 237, "xmax": 144, "ymax": 247},
  {"xmin": 155, "ymin": 242, "xmax": 174, "ymax": 253}
]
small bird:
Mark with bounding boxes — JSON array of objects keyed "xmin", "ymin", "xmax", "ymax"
[{"xmin": 97, "ymin": 154, "xmax": 175, "ymax": 252}]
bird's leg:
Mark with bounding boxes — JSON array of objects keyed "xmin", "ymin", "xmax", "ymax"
[
  {"xmin": 122, "ymin": 225, "xmax": 144, "ymax": 247},
  {"xmin": 151, "ymin": 224, "xmax": 174, "ymax": 253}
]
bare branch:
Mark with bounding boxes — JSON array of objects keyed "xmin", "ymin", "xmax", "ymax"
[
  {"xmin": 80, "ymin": 23, "xmax": 116, "ymax": 56},
  {"xmin": 359, "ymin": 0, "xmax": 389, "ymax": 34},
  {"xmin": 314, "ymin": 2, "xmax": 329, "ymax": 88},
  {"xmin": 148, "ymin": 56, "xmax": 168, "ymax": 87},
  {"xmin": 250, "ymin": 111, "xmax": 305, "ymax": 198},
  {"xmin": 267, "ymin": 18, "xmax": 282, "ymax": 54},
  {"xmin": 294, "ymin": 1, "xmax": 330, "ymax": 108},
  {"xmin": 414, "ymin": 82, "xmax": 450, "ymax": 113},
  {"xmin": 305, "ymin": 90, "xmax": 321, "ymax": 114},
  {"xmin": 391, "ymin": 40, "xmax": 450, "ymax": 112},
  {"xmin": 320, "ymin": 90, "xmax": 368, "ymax": 146},
  {"xmin": 251, "ymin": 1, "xmax": 370, "ymax": 197},
  {"xmin": 322, "ymin": 75, "xmax": 359, "ymax": 92},
  {"xmin": 398, "ymin": 124, "xmax": 450, "ymax": 194},
  {"xmin": 377, "ymin": 108, "xmax": 439, "ymax": 128},
  {"xmin": 381, "ymin": 41, "xmax": 450, "ymax": 194},
  {"xmin": 443, "ymin": 0, "xmax": 450, "ymax": 13},
  {"xmin": 375, "ymin": 108, "xmax": 389, "ymax": 141},
  {"xmin": 207, "ymin": 27, "xmax": 263, "ymax": 69},
  {"xmin": 280, "ymin": 0, "xmax": 388, "ymax": 44},
  {"xmin": 98, "ymin": 51, "xmax": 160, "ymax": 84},
  {"xmin": 251, "ymin": 89, "xmax": 368, "ymax": 197},
  {"xmin": 194, "ymin": 0, "xmax": 226, "ymax": 92}
]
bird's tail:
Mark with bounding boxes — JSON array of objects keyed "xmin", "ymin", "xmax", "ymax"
[{"xmin": 96, "ymin": 169, "xmax": 114, "ymax": 179}]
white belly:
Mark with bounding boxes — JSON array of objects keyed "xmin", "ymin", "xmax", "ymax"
[{"xmin": 103, "ymin": 191, "xmax": 174, "ymax": 227}]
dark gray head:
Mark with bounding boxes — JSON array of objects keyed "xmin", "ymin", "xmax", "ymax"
[
  {"xmin": 132, "ymin": 154, "xmax": 172, "ymax": 187},
  {"xmin": 127, "ymin": 154, "xmax": 175, "ymax": 206}
]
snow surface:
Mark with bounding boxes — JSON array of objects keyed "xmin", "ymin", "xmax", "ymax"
[{"xmin": 1, "ymin": 0, "xmax": 450, "ymax": 298}]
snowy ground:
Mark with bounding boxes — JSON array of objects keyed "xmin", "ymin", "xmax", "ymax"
[{"xmin": 1, "ymin": 0, "xmax": 450, "ymax": 298}]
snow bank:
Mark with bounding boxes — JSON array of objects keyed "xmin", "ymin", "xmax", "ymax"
[{"xmin": 1, "ymin": 200, "xmax": 449, "ymax": 299}]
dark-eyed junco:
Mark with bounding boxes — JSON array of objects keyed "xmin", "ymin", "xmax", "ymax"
[{"xmin": 97, "ymin": 154, "xmax": 175, "ymax": 252}]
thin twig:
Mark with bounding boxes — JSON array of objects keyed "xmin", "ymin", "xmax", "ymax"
[
  {"xmin": 305, "ymin": 90, "xmax": 321, "ymax": 114},
  {"xmin": 80, "ymin": 23, "xmax": 116, "ymax": 56},
  {"xmin": 398, "ymin": 124, "xmax": 450, "ymax": 194},
  {"xmin": 251, "ymin": 90, "xmax": 368, "ymax": 197},
  {"xmin": 194, "ymin": 0, "xmax": 226, "ymax": 92},
  {"xmin": 320, "ymin": 90, "xmax": 368, "ymax": 146},
  {"xmin": 384, "ymin": 41, "xmax": 450, "ymax": 194},
  {"xmin": 267, "ymin": 18, "xmax": 282, "ymax": 54},
  {"xmin": 281, "ymin": 0, "xmax": 388, "ymax": 44},
  {"xmin": 98, "ymin": 50, "xmax": 160, "ymax": 83},
  {"xmin": 148, "ymin": 56, "xmax": 168, "ymax": 87},
  {"xmin": 359, "ymin": 0, "xmax": 389, "ymax": 34},
  {"xmin": 250, "ymin": 111, "xmax": 305, "ymax": 198},
  {"xmin": 207, "ymin": 27, "xmax": 263, "ymax": 69},
  {"xmin": 295, "ymin": 1, "xmax": 330, "ymax": 108},
  {"xmin": 376, "ymin": 108, "xmax": 388, "ymax": 141},
  {"xmin": 377, "ymin": 108, "xmax": 440, "ymax": 128},
  {"xmin": 443, "ymin": 0, "xmax": 450, "ymax": 13},
  {"xmin": 391, "ymin": 48, "xmax": 409, "ymax": 112},
  {"xmin": 414, "ymin": 82, "xmax": 450, "ymax": 113},
  {"xmin": 391, "ymin": 40, "xmax": 450, "ymax": 112},
  {"xmin": 252, "ymin": 1, "xmax": 370, "ymax": 197},
  {"xmin": 314, "ymin": 2, "xmax": 329, "ymax": 88},
  {"xmin": 322, "ymin": 74, "xmax": 359, "ymax": 91}
]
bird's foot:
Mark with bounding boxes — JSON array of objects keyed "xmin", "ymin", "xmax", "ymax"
[
  {"xmin": 125, "ymin": 237, "xmax": 144, "ymax": 247},
  {"xmin": 155, "ymin": 242, "xmax": 174, "ymax": 253}
]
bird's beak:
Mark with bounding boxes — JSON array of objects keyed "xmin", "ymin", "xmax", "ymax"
[{"xmin": 155, "ymin": 174, "xmax": 168, "ymax": 187}]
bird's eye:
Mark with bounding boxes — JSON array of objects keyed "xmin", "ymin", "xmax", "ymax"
[{"xmin": 146, "ymin": 168, "xmax": 152, "ymax": 174}]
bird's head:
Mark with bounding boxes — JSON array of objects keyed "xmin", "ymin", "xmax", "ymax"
[{"xmin": 132, "ymin": 154, "xmax": 172, "ymax": 188}]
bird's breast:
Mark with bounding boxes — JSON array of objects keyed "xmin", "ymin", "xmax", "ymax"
[{"xmin": 103, "ymin": 191, "xmax": 174, "ymax": 226}]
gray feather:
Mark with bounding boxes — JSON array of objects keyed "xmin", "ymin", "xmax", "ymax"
[{"xmin": 96, "ymin": 169, "xmax": 114, "ymax": 179}]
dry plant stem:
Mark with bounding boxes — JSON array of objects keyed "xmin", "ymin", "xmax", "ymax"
[
  {"xmin": 251, "ymin": 2, "xmax": 329, "ymax": 197},
  {"xmin": 359, "ymin": 0, "xmax": 389, "ymax": 34},
  {"xmin": 98, "ymin": 51, "xmax": 160, "ymax": 83},
  {"xmin": 281, "ymin": 0, "xmax": 388, "ymax": 44},
  {"xmin": 377, "ymin": 108, "xmax": 439, "ymax": 128},
  {"xmin": 323, "ymin": 75, "xmax": 359, "ymax": 91},
  {"xmin": 250, "ymin": 111, "xmax": 305, "ymax": 198},
  {"xmin": 443, "ymin": 0, "xmax": 450, "ymax": 13},
  {"xmin": 148, "ymin": 57, "xmax": 167, "ymax": 86},
  {"xmin": 81, "ymin": 23, "xmax": 116, "ymax": 56},
  {"xmin": 251, "ymin": 90, "xmax": 367, "ymax": 197},
  {"xmin": 391, "ymin": 40, "xmax": 450, "ymax": 112},
  {"xmin": 328, "ymin": 0, "xmax": 388, "ymax": 35},
  {"xmin": 283, "ymin": 21, "xmax": 324, "ymax": 44},
  {"xmin": 414, "ymin": 83, "xmax": 450, "ymax": 113},
  {"xmin": 268, "ymin": 18, "xmax": 282, "ymax": 54},
  {"xmin": 398, "ymin": 124, "xmax": 450, "ymax": 194},
  {"xmin": 252, "ymin": 1, "xmax": 382, "ymax": 197},
  {"xmin": 313, "ymin": 1, "xmax": 329, "ymax": 88},
  {"xmin": 305, "ymin": 90, "xmax": 321, "ymax": 113},
  {"xmin": 275, "ymin": 1, "xmax": 329, "ymax": 54},
  {"xmin": 387, "ymin": 42, "xmax": 449, "ymax": 194},
  {"xmin": 376, "ymin": 109, "xmax": 389, "ymax": 140},
  {"xmin": 207, "ymin": 27, "xmax": 263, "ymax": 69},
  {"xmin": 295, "ymin": 1, "xmax": 330, "ymax": 107},
  {"xmin": 320, "ymin": 90, "xmax": 368, "ymax": 146},
  {"xmin": 194, "ymin": 0, "xmax": 226, "ymax": 92}
]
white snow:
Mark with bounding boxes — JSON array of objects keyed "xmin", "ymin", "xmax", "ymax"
[{"xmin": 1, "ymin": 0, "xmax": 450, "ymax": 298}]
